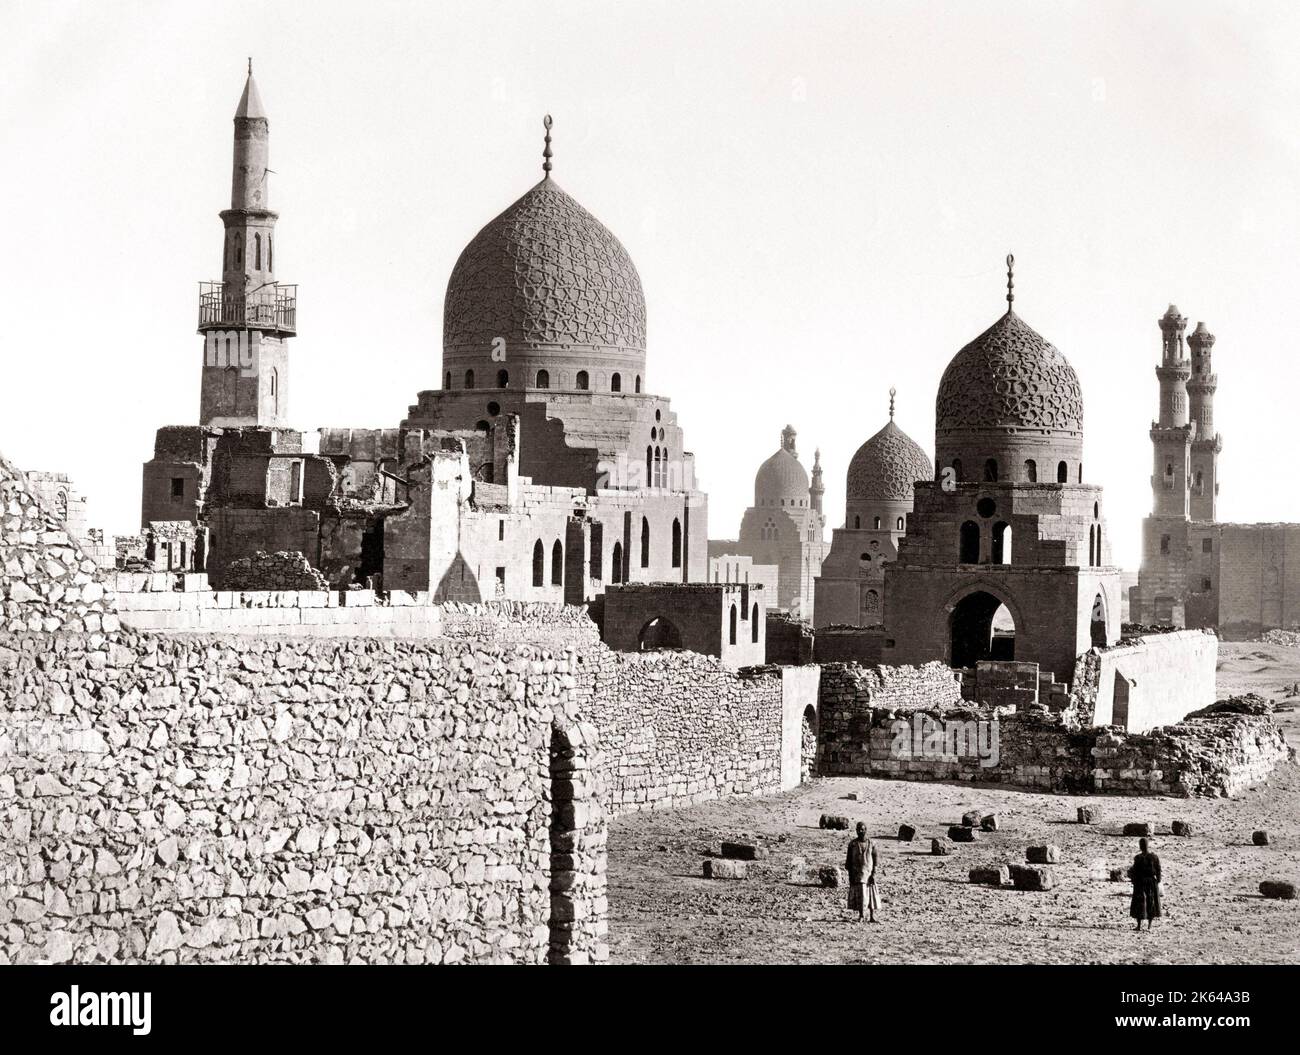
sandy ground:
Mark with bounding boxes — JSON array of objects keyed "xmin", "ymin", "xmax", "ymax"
[{"xmin": 606, "ymin": 641, "xmax": 1300, "ymax": 964}]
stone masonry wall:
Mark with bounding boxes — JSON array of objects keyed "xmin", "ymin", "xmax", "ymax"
[
  {"xmin": 1, "ymin": 452, "xmax": 117, "ymax": 635},
  {"xmin": 223, "ymin": 550, "xmax": 330, "ymax": 591},
  {"xmin": 0, "ymin": 631, "xmax": 607, "ymax": 965},
  {"xmin": 574, "ymin": 649, "xmax": 786, "ymax": 814}
]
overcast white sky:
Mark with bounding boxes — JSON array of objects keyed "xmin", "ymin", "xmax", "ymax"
[{"xmin": 3, "ymin": 0, "xmax": 1297, "ymax": 568}]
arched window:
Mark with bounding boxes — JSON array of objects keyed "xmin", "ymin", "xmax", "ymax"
[
  {"xmin": 874, "ymin": 516, "xmax": 881, "ymax": 529},
  {"xmin": 611, "ymin": 541, "xmax": 623, "ymax": 583},
  {"xmin": 1078, "ymin": 463, "xmax": 1083, "ymax": 483},
  {"xmin": 959, "ymin": 520, "xmax": 980, "ymax": 563},
  {"xmin": 992, "ymin": 521, "xmax": 1012, "ymax": 565},
  {"xmin": 235, "ymin": 233, "xmax": 242, "ymax": 267},
  {"xmin": 576, "ymin": 370, "xmax": 589, "ymax": 391},
  {"xmin": 653, "ymin": 448, "xmax": 662, "ymax": 488},
  {"xmin": 1025, "ymin": 459, "xmax": 1037, "ymax": 482},
  {"xmin": 532, "ymin": 540, "xmax": 544, "ymax": 587},
  {"xmin": 952, "ymin": 458, "xmax": 963, "ymax": 482},
  {"xmin": 270, "ymin": 368, "xmax": 279, "ymax": 413},
  {"xmin": 635, "ymin": 375, "xmax": 642, "ymax": 393},
  {"xmin": 1095, "ymin": 524, "xmax": 1102, "ymax": 566},
  {"xmin": 465, "ymin": 369, "xmax": 475, "ymax": 389},
  {"xmin": 896, "ymin": 516, "xmax": 905, "ymax": 531},
  {"xmin": 611, "ymin": 372, "xmax": 621, "ymax": 392},
  {"xmin": 268, "ymin": 235, "xmax": 273, "ymax": 272},
  {"xmin": 854, "ymin": 515, "xmax": 861, "ymax": 529},
  {"xmin": 254, "ymin": 233, "xmax": 261, "ymax": 270},
  {"xmin": 645, "ymin": 446, "xmax": 653, "ymax": 488},
  {"xmin": 729, "ymin": 605, "xmax": 738, "ymax": 645},
  {"xmin": 1056, "ymin": 460, "xmax": 1068, "ymax": 483},
  {"xmin": 1194, "ymin": 469, "xmax": 1203, "ymax": 493},
  {"xmin": 1089, "ymin": 524, "xmax": 1096, "ymax": 567},
  {"xmin": 671, "ymin": 518, "xmax": 682, "ymax": 568},
  {"xmin": 983, "ymin": 458, "xmax": 998, "ymax": 482},
  {"xmin": 640, "ymin": 517, "xmax": 650, "ymax": 568},
  {"xmin": 551, "ymin": 540, "xmax": 563, "ymax": 585},
  {"xmin": 536, "ymin": 369, "xmax": 549, "ymax": 388},
  {"xmin": 497, "ymin": 369, "xmax": 509, "ymax": 388},
  {"xmin": 444, "ymin": 370, "xmax": 451, "ymax": 389},
  {"xmin": 751, "ymin": 604, "xmax": 760, "ymax": 642}
]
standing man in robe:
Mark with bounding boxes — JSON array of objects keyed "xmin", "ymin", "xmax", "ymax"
[
  {"xmin": 846, "ymin": 822, "xmax": 881, "ymax": 923},
  {"xmin": 1129, "ymin": 836, "xmax": 1162, "ymax": 931}
]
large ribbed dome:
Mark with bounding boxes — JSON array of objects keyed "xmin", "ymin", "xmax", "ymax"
[
  {"xmin": 935, "ymin": 311, "xmax": 1083, "ymax": 437},
  {"xmin": 847, "ymin": 419, "xmax": 933, "ymax": 502},
  {"xmin": 443, "ymin": 178, "xmax": 646, "ymax": 363}
]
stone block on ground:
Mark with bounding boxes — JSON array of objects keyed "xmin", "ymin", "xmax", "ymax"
[
  {"xmin": 980, "ymin": 814, "xmax": 999, "ymax": 832},
  {"xmin": 818, "ymin": 865, "xmax": 847, "ymax": 887},
  {"xmin": 720, "ymin": 841, "xmax": 767, "ymax": 861},
  {"xmin": 1123, "ymin": 822, "xmax": 1153, "ymax": 837},
  {"xmin": 1259, "ymin": 880, "xmax": 1296, "ymax": 900},
  {"xmin": 1108, "ymin": 867, "xmax": 1126, "ymax": 882},
  {"xmin": 1009, "ymin": 864, "xmax": 1054, "ymax": 891},
  {"xmin": 969, "ymin": 865, "xmax": 1009, "ymax": 887},
  {"xmin": 948, "ymin": 825, "xmax": 978, "ymax": 843},
  {"xmin": 1252, "ymin": 830, "xmax": 1271, "ymax": 846},
  {"xmin": 1026, "ymin": 845, "xmax": 1060, "ymax": 864},
  {"xmin": 961, "ymin": 810, "xmax": 982, "ymax": 828},
  {"xmin": 931, "ymin": 838, "xmax": 951, "ymax": 856},
  {"xmin": 1077, "ymin": 807, "xmax": 1099, "ymax": 824},
  {"xmin": 1171, "ymin": 820, "xmax": 1193, "ymax": 837},
  {"xmin": 786, "ymin": 857, "xmax": 808, "ymax": 883},
  {"xmin": 820, "ymin": 814, "xmax": 850, "ymax": 831},
  {"xmin": 703, "ymin": 859, "xmax": 746, "ymax": 880},
  {"xmin": 897, "ymin": 824, "xmax": 916, "ymax": 842}
]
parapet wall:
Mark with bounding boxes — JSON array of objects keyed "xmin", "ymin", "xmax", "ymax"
[
  {"xmin": 1079, "ymin": 629, "xmax": 1218, "ymax": 731},
  {"xmin": 0, "ymin": 631, "xmax": 606, "ymax": 965}
]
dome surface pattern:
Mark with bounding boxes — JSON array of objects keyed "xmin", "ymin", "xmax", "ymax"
[
  {"xmin": 847, "ymin": 420, "xmax": 933, "ymax": 502},
  {"xmin": 755, "ymin": 449, "xmax": 810, "ymax": 505},
  {"xmin": 935, "ymin": 311, "xmax": 1083, "ymax": 435},
  {"xmin": 443, "ymin": 178, "xmax": 646, "ymax": 354}
]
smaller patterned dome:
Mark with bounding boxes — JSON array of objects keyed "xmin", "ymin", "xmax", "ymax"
[
  {"xmin": 754, "ymin": 425, "xmax": 810, "ymax": 506},
  {"xmin": 847, "ymin": 419, "xmax": 932, "ymax": 503}
]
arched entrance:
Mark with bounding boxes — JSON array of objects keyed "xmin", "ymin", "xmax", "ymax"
[
  {"xmin": 1090, "ymin": 591, "xmax": 1107, "ymax": 648},
  {"xmin": 638, "ymin": 616, "xmax": 683, "ymax": 651},
  {"xmin": 800, "ymin": 705, "xmax": 818, "ymax": 784},
  {"xmin": 950, "ymin": 590, "xmax": 1016, "ymax": 668},
  {"xmin": 1112, "ymin": 673, "xmax": 1131, "ymax": 730}
]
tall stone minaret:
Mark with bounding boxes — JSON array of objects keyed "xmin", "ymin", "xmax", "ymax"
[
  {"xmin": 1186, "ymin": 321, "xmax": 1220, "ymax": 522},
  {"xmin": 1148, "ymin": 304, "xmax": 1192, "ymax": 518},
  {"xmin": 810, "ymin": 448, "xmax": 825, "ymax": 515},
  {"xmin": 198, "ymin": 64, "xmax": 296, "ymax": 427}
]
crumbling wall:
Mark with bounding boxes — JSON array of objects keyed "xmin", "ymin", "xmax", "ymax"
[
  {"xmin": 765, "ymin": 611, "xmax": 814, "ymax": 665},
  {"xmin": 1086, "ymin": 629, "xmax": 1217, "ymax": 730},
  {"xmin": 223, "ymin": 550, "xmax": 330, "ymax": 591},
  {"xmin": 0, "ymin": 451, "xmax": 117, "ymax": 634},
  {"xmin": 0, "ymin": 631, "xmax": 607, "ymax": 965}
]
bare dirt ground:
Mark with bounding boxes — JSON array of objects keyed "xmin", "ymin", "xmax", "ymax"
[{"xmin": 606, "ymin": 641, "xmax": 1300, "ymax": 963}]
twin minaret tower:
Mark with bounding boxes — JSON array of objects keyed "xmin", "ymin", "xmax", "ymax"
[
  {"xmin": 197, "ymin": 66, "xmax": 297, "ymax": 427},
  {"xmin": 1149, "ymin": 304, "xmax": 1220, "ymax": 522}
]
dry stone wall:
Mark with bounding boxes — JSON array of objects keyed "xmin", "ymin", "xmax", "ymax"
[
  {"xmin": 1, "ymin": 453, "xmax": 116, "ymax": 635},
  {"xmin": 223, "ymin": 550, "xmax": 330, "ymax": 591},
  {"xmin": 0, "ymin": 631, "xmax": 607, "ymax": 965}
]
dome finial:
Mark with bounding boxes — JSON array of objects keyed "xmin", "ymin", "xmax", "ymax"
[
  {"xmin": 1005, "ymin": 253, "xmax": 1015, "ymax": 311},
  {"xmin": 889, "ymin": 386, "xmax": 897, "ymax": 420},
  {"xmin": 542, "ymin": 114, "xmax": 553, "ymax": 178},
  {"xmin": 248, "ymin": 56, "xmax": 253, "ymax": 76}
]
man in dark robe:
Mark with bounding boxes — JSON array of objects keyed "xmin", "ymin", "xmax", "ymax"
[
  {"xmin": 845, "ymin": 822, "xmax": 881, "ymax": 923},
  {"xmin": 1129, "ymin": 836, "xmax": 1162, "ymax": 931}
]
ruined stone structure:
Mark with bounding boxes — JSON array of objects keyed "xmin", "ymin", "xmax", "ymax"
[
  {"xmin": 878, "ymin": 259, "xmax": 1121, "ymax": 684},
  {"xmin": 141, "ymin": 76, "xmax": 708, "ymax": 611},
  {"xmin": 21, "ymin": 472, "xmax": 114, "ymax": 569},
  {"xmin": 814, "ymin": 389, "xmax": 932, "ymax": 628},
  {"xmin": 1130, "ymin": 306, "xmax": 1300, "ymax": 638},
  {"xmin": 600, "ymin": 582, "xmax": 766, "ymax": 669},
  {"xmin": 709, "ymin": 425, "xmax": 829, "ymax": 619}
]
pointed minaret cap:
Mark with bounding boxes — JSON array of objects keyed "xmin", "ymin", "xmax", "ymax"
[{"xmin": 236, "ymin": 60, "xmax": 267, "ymax": 120}]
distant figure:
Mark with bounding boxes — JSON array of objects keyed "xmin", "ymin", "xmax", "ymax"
[
  {"xmin": 845, "ymin": 822, "xmax": 881, "ymax": 923},
  {"xmin": 1129, "ymin": 837, "xmax": 1162, "ymax": 931}
]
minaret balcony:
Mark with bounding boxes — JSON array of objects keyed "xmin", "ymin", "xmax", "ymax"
[{"xmin": 198, "ymin": 281, "xmax": 297, "ymax": 336}]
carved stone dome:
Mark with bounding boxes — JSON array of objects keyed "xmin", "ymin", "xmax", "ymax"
[
  {"xmin": 935, "ymin": 311, "xmax": 1083, "ymax": 438},
  {"xmin": 846, "ymin": 420, "xmax": 933, "ymax": 503},
  {"xmin": 442, "ymin": 177, "xmax": 647, "ymax": 385},
  {"xmin": 754, "ymin": 425, "xmax": 810, "ymax": 507}
]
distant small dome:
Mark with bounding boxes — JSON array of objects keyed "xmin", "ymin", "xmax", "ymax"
[
  {"xmin": 935, "ymin": 310, "xmax": 1083, "ymax": 438},
  {"xmin": 847, "ymin": 420, "xmax": 932, "ymax": 503},
  {"xmin": 754, "ymin": 426, "xmax": 809, "ymax": 506}
]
